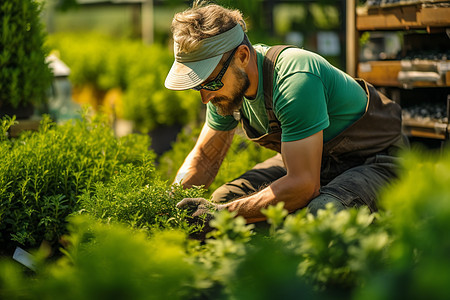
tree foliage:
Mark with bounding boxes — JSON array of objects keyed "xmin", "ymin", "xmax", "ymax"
[{"xmin": 0, "ymin": 0, "xmax": 52, "ymax": 110}]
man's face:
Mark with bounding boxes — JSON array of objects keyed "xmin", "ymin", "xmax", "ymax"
[{"xmin": 208, "ymin": 65, "xmax": 250, "ymax": 116}]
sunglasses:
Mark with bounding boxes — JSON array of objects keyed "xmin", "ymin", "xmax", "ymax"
[{"xmin": 192, "ymin": 47, "xmax": 238, "ymax": 92}]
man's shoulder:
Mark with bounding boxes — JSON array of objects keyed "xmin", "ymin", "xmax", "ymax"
[
  {"xmin": 254, "ymin": 44, "xmax": 321, "ymax": 58},
  {"xmin": 273, "ymin": 47, "xmax": 332, "ymax": 83},
  {"xmin": 253, "ymin": 43, "xmax": 270, "ymax": 50},
  {"xmin": 278, "ymin": 47, "xmax": 326, "ymax": 65},
  {"xmin": 255, "ymin": 45, "xmax": 325, "ymax": 76}
]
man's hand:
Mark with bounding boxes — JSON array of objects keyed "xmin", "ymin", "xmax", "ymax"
[
  {"xmin": 176, "ymin": 198, "xmax": 224, "ymax": 240},
  {"xmin": 176, "ymin": 198, "xmax": 221, "ymax": 217}
]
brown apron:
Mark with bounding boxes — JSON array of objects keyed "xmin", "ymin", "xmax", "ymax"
[{"xmin": 240, "ymin": 46, "xmax": 405, "ymax": 183}]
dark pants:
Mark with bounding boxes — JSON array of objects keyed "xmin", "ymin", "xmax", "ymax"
[{"xmin": 211, "ymin": 152, "xmax": 401, "ymax": 215}]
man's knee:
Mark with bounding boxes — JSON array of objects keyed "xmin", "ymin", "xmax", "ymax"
[
  {"xmin": 211, "ymin": 184, "xmax": 242, "ymax": 203},
  {"xmin": 211, "ymin": 155, "xmax": 286, "ymax": 203},
  {"xmin": 211, "ymin": 178, "xmax": 256, "ymax": 203},
  {"xmin": 306, "ymin": 194, "xmax": 346, "ymax": 216}
]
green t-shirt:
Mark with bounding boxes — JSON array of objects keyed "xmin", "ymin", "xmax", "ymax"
[{"xmin": 206, "ymin": 45, "xmax": 368, "ymax": 143}]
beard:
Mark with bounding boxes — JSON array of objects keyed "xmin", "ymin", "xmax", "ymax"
[{"xmin": 211, "ymin": 67, "xmax": 250, "ymax": 117}]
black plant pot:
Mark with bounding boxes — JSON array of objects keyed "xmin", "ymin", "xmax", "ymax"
[
  {"xmin": 0, "ymin": 102, "xmax": 35, "ymax": 119},
  {"xmin": 148, "ymin": 124, "xmax": 183, "ymax": 156}
]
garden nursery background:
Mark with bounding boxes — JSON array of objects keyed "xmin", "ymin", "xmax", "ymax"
[{"xmin": 1, "ymin": 0, "xmax": 450, "ymax": 299}]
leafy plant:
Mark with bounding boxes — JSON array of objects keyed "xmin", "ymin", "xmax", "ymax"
[
  {"xmin": 1, "ymin": 216, "xmax": 198, "ymax": 300},
  {"xmin": 0, "ymin": 0, "xmax": 53, "ymax": 110},
  {"xmin": 2, "ymin": 143, "xmax": 450, "ymax": 300},
  {"xmin": 0, "ymin": 211, "xmax": 256, "ymax": 300},
  {"xmin": 0, "ymin": 203, "xmax": 386, "ymax": 300},
  {"xmin": 0, "ymin": 115, "xmax": 17, "ymax": 140},
  {"xmin": 271, "ymin": 203, "xmax": 389, "ymax": 293},
  {"xmin": 355, "ymin": 147, "xmax": 450, "ymax": 300},
  {"xmin": 46, "ymin": 33, "xmax": 201, "ymax": 132},
  {"xmin": 0, "ymin": 112, "xmax": 153, "ymax": 252},
  {"xmin": 77, "ymin": 165, "xmax": 206, "ymax": 233}
]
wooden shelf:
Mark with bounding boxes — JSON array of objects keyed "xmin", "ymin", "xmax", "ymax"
[
  {"xmin": 402, "ymin": 117, "xmax": 449, "ymax": 140},
  {"xmin": 357, "ymin": 2, "xmax": 450, "ymax": 31},
  {"xmin": 357, "ymin": 60, "xmax": 450, "ymax": 88},
  {"xmin": 358, "ymin": 61, "xmax": 402, "ymax": 86},
  {"xmin": 349, "ymin": 0, "xmax": 450, "ymax": 143},
  {"xmin": 363, "ymin": 0, "xmax": 450, "ymax": 9}
]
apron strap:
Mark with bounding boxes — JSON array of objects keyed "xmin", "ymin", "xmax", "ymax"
[{"xmin": 262, "ymin": 45, "xmax": 296, "ymax": 132}]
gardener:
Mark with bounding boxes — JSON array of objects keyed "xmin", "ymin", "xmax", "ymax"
[{"xmin": 165, "ymin": 3, "xmax": 407, "ymax": 224}]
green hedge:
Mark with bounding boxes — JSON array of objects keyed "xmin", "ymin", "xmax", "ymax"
[
  {"xmin": 1, "ymin": 111, "xmax": 450, "ymax": 299},
  {"xmin": 3, "ymin": 144, "xmax": 450, "ymax": 300},
  {"xmin": 0, "ymin": 0, "xmax": 53, "ymax": 110},
  {"xmin": 0, "ymin": 114, "xmax": 203, "ymax": 253},
  {"xmin": 358, "ymin": 148, "xmax": 450, "ymax": 300},
  {"xmin": 46, "ymin": 33, "xmax": 201, "ymax": 132}
]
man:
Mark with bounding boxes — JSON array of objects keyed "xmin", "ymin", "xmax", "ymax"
[{"xmin": 165, "ymin": 3, "xmax": 407, "ymax": 224}]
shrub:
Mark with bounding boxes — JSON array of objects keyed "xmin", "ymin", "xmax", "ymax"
[
  {"xmin": 0, "ymin": 113, "xmax": 154, "ymax": 252},
  {"xmin": 355, "ymin": 147, "xmax": 450, "ymax": 300},
  {"xmin": 2, "ymin": 142, "xmax": 450, "ymax": 299},
  {"xmin": 0, "ymin": 203, "xmax": 385, "ymax": 299},
  {"xmin": 46, "ymin": 33, "xmax": 201, "ymax": 132},
  {"xmin": 0, "ymin": 211, "xmax": 257, "ymax": 300},
  {"xmin": 0, "ymin": 0, "xmax": 53, "ymax": 111},
  {"xmin": 265, "ymin": 203, "xmax": 390, "ymax": 294},
  {"xmin": 77, "ymin": 167, "xmax": 206, "ymax": 233},
  {"xmin": 1, "ymin": 216, "xmax": 198, "ymax": 300},
  {"xmin": 47, "ymin": 33, "xmax": 129, "ymax": 92}
]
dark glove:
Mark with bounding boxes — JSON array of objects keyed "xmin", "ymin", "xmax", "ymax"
[
  {"xmin": 176, "ymin": 198, "xmax": 222, "ymax": 240},
  {"xmin": 176, "ymin": 198, "xmax": 220, "ymax": 216}
]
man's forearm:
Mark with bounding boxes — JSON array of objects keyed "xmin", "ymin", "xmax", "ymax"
[
  {"xmin": 174, "ymin": 148, "xmax": 222, "ymax": 189},
  {"xmin": 174, "ymin": 126, "xmax": 235, "ymax": 189},
  {"xmin": 223, "ymin": 174, "xmax": 320, "ymax": 223}
]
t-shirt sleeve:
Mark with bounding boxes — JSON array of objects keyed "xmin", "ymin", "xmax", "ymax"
[
  {"xmin": 205, "ymin": 101, "xmax": 239, "ymax": 131},
  {"xmin": 274, "ymin": 72, "xmax": 330, "ymax": 142}
]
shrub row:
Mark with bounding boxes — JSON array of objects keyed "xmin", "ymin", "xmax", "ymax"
[
  {"xmin": 1, "ymin": 113, "xmax": 449, "ymax": 298},
  {"xmin": 0, "ymin": 114, "xmax": 272, "ymax": 253},
  {"xmin": 1, "ymin": 145, "xmax": 450, "ymax": 299},
  {"xmin": 46, "ymin": 33, "xmax": 201, "ymax": 132},
  {"xmin": 0, "ymin": 114, "xmax": 203, "ymax": 253}
]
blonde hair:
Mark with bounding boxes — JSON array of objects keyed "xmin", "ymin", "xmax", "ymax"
[{"xmin": 171, "ymin": 3, "xmax": 247, "ymax": 53}]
